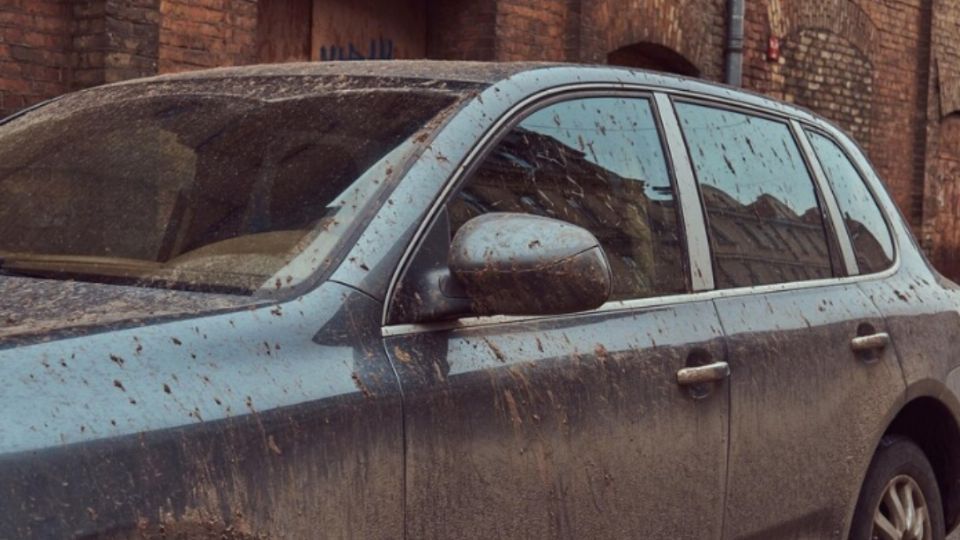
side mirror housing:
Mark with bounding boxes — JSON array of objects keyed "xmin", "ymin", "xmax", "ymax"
[{"xmin": 449, "ymin": 213, "xmax": 612, "ymax": 316}]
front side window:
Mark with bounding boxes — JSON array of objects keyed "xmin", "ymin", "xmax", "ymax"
[
  {"xmin": 675, "ymin": 102, "xmax": 834, "ymax": 288},
  {"xmin": 806, "ymin": 130, "xmax": 895, "ymax": 274},
  {"xmin": 448, "ymin": 96, "xmax": 687, "ymax": 301},
  {"xmin": 0, "ymin": 80, "xmax": 463, "ymax": 294}
]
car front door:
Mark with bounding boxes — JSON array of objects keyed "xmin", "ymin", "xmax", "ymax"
[
  {"xmin": 383, "ymin": 93, "xmax": 730, "ymax": 538},
  {"xmin": 671, "ymin": 100, "xmax": 906, "ymax": 538}
]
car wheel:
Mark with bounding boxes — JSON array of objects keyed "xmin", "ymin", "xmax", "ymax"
[{"xmin": 850, "ymin": 436, "xmax": 945, "ymax": 540}]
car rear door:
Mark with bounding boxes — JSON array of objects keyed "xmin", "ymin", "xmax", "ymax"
[
  {"xmin": 670, "ymin": 99, "xmax": 906, "ymax": 538},
  {"xmin": 383, "ymin": 92, "xmax": 730, "ymax": 538}
]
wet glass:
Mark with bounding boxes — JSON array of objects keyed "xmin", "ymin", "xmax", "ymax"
[
  {"xmin": 0, "ymin": 83, "xmax": 460, "ymax": 294},
  {"xmin": 675, "ymin": 102, "xmax": 834, "ymax": 288},
  {"xmin": 806, "ymin": 131, "xmax": 894, "ymax": 274},
  {"xmin": 449, "ymin": 97, "xmax": 687, "ymax": 301}
]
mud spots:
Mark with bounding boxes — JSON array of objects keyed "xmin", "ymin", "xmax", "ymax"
[
  {"xmin": 351, "ymin": 372, "xmax": 373, "ymax": 398},
  {"xmin": 393, "ymin": 346, "xmax": 413, "ymax": 364},
  {"xmin": 483, "ymin": 337, "xmax": 506, "ymax": 362},
  {"xmin": 267, "ymin": 435, "xmax": 283, "ymax": 456}
]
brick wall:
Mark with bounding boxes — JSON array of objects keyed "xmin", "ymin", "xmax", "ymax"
[
  {"xmin": 922, "ymin": 0, "xmax": 960, "ymax": 276},
  {"xmin": 742, "ymin": 0, "xmax": 932, "ymax": 236},
  {"xmin": 575, "ymin": 0, "xmax": 726, "ymax": 79},
  {"xmin": 158, "ymin": 0, "xmax": 257, "ymax": 73},
  {"xmin": 426, "ymin": 0, "xmax": 496, "ymax": 60},
  {"xmin": 495, "ymin": 0, "xmax": 567, "ymax": 61},
  {"xmin": 0, "ymin": 0, "xmax": 71, "ymax": 118}
]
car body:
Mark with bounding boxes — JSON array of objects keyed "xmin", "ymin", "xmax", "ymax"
[{"xmin": 1, "ymin": 61, "xmax": 959, "ymax": 539}]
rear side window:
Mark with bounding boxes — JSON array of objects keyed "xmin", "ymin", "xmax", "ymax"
[
  {"xmin": 675, "ymin": 102, "xmax": 834, "ymax": 288},
  {"xmin": 448, "ymin": 96, "xmax": 687, "ymax": 301},
  {"xmin": 806, "ymin": 131, "xmax": 894, "ymax": 273}
]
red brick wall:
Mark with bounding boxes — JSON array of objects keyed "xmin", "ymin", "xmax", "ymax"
[
  {"xmin": 576, "ymin": 0, "xmax": 726, "ymax": 79},
  {"xmin": 742, "ymin": 0, "xmax": 932, "ymax": 235},
  {"xmin": 495, "ymin": 0, "xmax": 567, "ymax": 61},
  {"xmin": 158, "ymin": 0, "xmax": 258, "ymax": 73},
  {"xmin": 0, "ymin": 0, "xmax": 71, "ymax": 118},
  {"xmin": 427, "ymin": 0, "xmax": 497, "ymax": 60},
  {"xmin": 922, "ymin": 0, "xmax": 960, "ymax": 276}
]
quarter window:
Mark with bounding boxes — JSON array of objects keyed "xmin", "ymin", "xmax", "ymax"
[
  {"xmin": 675, "ymin": 102, "xmax": 834, "ymax": 288},
  {"xmin": 806, "ymin": 131, "xmax": 894, "ymax": 273},
  {"xmin": 448, "ymin": 97, "xmax": 687, "ymax": 301}
]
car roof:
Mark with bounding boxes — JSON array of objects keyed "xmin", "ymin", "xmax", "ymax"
[{"xmin": 104, "ymin": 60, "xmax": 818, "ymax": 121}]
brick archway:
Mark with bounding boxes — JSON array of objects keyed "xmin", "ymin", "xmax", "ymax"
[
  {"xmin": 574, "ymin": 0, "xmax": 725, "ymax": 80},
  {"xmin": 607, "ymin": 42, "xmax": 700, "ymax": 77}
]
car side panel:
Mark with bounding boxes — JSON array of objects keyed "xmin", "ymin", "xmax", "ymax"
[
  {"xmin": 0, "ymin": 282, "xmax": 403, "ymax": 539},
  {"xmin": 716, "ymin": 284, "xmax": 904, "ymax": 539},
  {"xmin": 386, "ymin": 301, "xmax": 729, "ymax": 539}
]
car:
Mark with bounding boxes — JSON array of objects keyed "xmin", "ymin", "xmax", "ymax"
[{"xmin": 0, "ymin": 60, "xmax": 958, "ymax": 540}]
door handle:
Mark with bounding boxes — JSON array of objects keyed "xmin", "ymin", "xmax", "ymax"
[
  {"xmin": 850, "ymin": 332, "xmax": 890, "ymax": 352},
  {"xmin": 677, "ymin": 361, "xmax": 730, "ymax": 386}
]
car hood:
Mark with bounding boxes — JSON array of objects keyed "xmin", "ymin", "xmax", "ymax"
[{"xmin": 0, "ymin": 276, "xmax": 254, "ymax": 345}]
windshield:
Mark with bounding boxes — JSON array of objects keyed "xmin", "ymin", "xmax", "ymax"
[{"xmin": 0, "ymin": 78, "xmax": 462, "ymax": 295}]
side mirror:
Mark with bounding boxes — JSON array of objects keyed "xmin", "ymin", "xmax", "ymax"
[{"xmin": 449, "ymin": 213, "xmax": 612, "ymax": 316}]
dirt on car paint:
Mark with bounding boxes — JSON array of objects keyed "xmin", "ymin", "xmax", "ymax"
[{"xmin": 0, "ymin": 276, "xmax": 252, "ymax": 344}]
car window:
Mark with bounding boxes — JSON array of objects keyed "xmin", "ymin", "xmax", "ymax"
[
  {"xmin": 675, "ymin": 102, "xmax": 834, "ymax": 288},
  {"xmin": 806, "ymin": 130, "xmax": 895, "ymax": 274},
  {"xmin": 0, "ymin": 82, "xmax": 463, "ymax": 295},
  {"xmin": 447, "ymin": 96, "xmax": 687, "ymax": 301}
]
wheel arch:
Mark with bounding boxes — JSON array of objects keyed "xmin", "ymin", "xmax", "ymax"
[{"xmin": 884, "ymin": 394, "xmax": 960, "ymax": 532}]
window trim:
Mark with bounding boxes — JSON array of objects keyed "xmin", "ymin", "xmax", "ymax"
[
  {"xmin": 791, "ymin": 120, "xmax": 860, "ymax": 275},
  {"xmin": 654, "ymin": 93, "xmax": 712, "ymax": 291},
  {"xmin": 799, "ymin": 125, "xmax": 899, "ymax": 276},
  {"xmin": 382, "ymin": 86, "xmax": 698, "ymax": 324}
]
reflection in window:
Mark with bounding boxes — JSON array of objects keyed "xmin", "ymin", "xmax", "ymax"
[
  {"xmin": 0, "ymin": 89, "xmax": 457, "ymax": 293},
  {"xmin": 449, "ymin": 97, "xmax": 687, "ymax": 301},
  {"xmin": 675, "ymin": 103, "xmax": 834, "ymax": 288},
  {"xmin": 807, "ymin": 131, "xmax": 894, "ymax": 273}
]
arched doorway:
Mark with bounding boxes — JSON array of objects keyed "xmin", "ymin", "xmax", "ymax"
[{"xmin": 607, "ymin": 42, "xmax": 700, "ymax": 77}]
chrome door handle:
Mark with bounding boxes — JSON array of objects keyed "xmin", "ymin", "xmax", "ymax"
[
  {"xmin": 851, "ymin": 332, "xmax": 890, "ymax": 352},
  {"xmin": 677, "ymin": 361, "xmax": 730, "ymax": 386}
]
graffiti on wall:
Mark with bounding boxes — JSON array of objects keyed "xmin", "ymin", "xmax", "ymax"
[{"xmin": 319, "ymin": 38, "xmax": 395, "ymax": 61}]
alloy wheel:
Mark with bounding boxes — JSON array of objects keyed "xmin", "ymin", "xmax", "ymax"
[{"xmin": 872, "ymin": 474, "xmax": 933, "ymax": 540}]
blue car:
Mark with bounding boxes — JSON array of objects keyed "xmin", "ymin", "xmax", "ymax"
[{"xmin": 1, "ymin": 62, "xmax": 958, "ymax": 540}]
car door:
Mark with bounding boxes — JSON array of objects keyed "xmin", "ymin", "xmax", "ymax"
[
  {"xmin": 382, "ymin": 93, "xmax": 730, "ymax": 539},
  {"xmin": 671, "ymin": 100, "xmax": 906, "ymax": 538}
]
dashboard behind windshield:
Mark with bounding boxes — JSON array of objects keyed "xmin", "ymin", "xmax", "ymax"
[{"xmin": 0, "ymin": 79, "xmax": 463, "ymax": 295}]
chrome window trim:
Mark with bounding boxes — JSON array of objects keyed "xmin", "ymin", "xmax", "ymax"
[
  {"xmin": 798, "ymin": 123, "xmax": 901, "ymax": 277},
  {"xmin": 791, "ymin": 119, "xmax": 860, "ymax": 275},
  {"xmin": 381, "ymin": 262, "xmax": 900, "ymax": 338},
  {"xmin": 381, "ymin": 82, "xmax": 699, "ymax": 325},
  {"xmin": 654, "ymin": 92, "xmax": 714, "ymax": 291}
]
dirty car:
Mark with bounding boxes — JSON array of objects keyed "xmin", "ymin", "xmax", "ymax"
[{"xmin": 2, "ymin": 61, "xmax": 960, "ymax": 540}]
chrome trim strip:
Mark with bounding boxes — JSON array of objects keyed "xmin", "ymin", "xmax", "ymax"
[
  {"xmin": 381, "ymin": 262, "xmax": 901, "ymax": 338},
  {"xmin": 791, "ymin": 119, "xmax": 859, "ymax": 275},
  {"xmin": 655, "ymin": 92, "xmax": 714, "ymax": 291}
]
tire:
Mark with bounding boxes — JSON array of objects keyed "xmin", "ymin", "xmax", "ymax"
[{"xmin": 849, "ymin": 435, "xmax": 945, "ymax": 540}]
